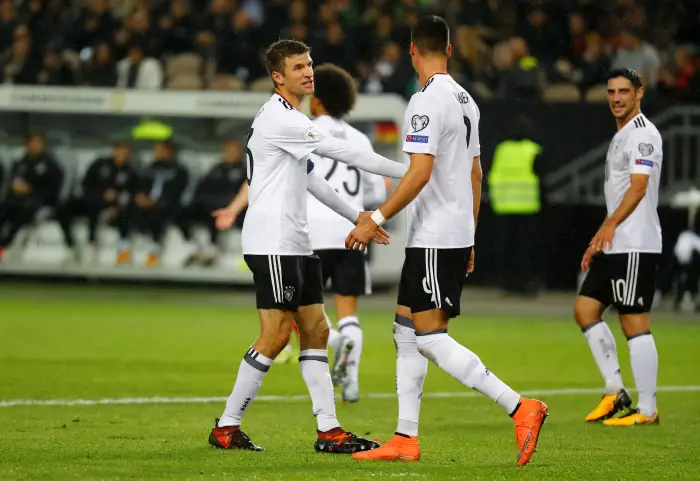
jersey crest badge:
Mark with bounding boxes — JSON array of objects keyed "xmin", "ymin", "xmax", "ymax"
[
  {"xmin": 284, "ymin": 286, "xmax": 295, "ymax": 302},
  {"xmin": 411, "ymin": 115, "xmax": 429, "ymax": 132},
  {"xmin": 638, "ymin": 143, "xmax": 654, "ymax": 156}
]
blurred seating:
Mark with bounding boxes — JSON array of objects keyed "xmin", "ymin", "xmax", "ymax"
[
  {"xmin": 166, "ymin": 54, "xmax": 203, "ymax": 79},
  {"xmin": 543, "ymin": 84, "xmax": 581, "ymax": 102},
  {"xmin": 585, "ymin": 84, "xmax": 609, "ymax": 103},
  {"xmin": 208, "ymin": 74, "xmax": 244, "ymax": 91},
  {"xmin": 248, "ymin": 77, "xmax": 274, "ymax": 92},
  {"xmin": 167, "ymin": 74, "xmax": 204, "ymax": 90}
]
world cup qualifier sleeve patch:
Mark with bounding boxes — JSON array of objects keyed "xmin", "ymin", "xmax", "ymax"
[
  {"xmin": 405, "ymin": 135, "xmax": 429, "ymax": 144},
  {"xmin": 638, "ymin": 143, "xmax": 654, "ymax": 156},
  {"xmin": 411, "ymin": 115, "xmax": 429, "ymax": 132}
]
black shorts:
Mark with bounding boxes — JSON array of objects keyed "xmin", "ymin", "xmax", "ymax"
[
  {"xmin": 397, "ymin": 247, "xmax": 471, "ymax": 318},
  {"xmin": 579, "ymin": 252, "xmax": 660, "ymax": 314},
  {"xmin": 244, "ymin": 254, "xmax": 324, "ymax": 311},
  {"xmin": 316, "ymin": 249, "xmax": 369, "ymax": 297}
]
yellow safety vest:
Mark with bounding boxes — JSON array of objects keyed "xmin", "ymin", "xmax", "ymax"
[{"xmin": 488, "ymin": 139, "xmax": 542, "ymax": 215}]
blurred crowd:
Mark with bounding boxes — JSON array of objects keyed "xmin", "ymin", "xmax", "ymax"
[
  {"xmin": 0, "ymin": 0, "xmax": 699, "ymax": 102},
  {"xmin": 0, "ymin": 133, "xmax": 247, "ymax": 266}
]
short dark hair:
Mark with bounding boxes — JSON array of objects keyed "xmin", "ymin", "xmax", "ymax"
[
  {"xmin": 411, "ymin": 15, "xmax": 450, "ymax": 55},
  {"xmin": 313, "ymin": 64, "xmax": 357, "ymax": 119},
  {"xmin": 265, "ymin": 39, "xmax": 311, "ymax": 77},
  {"xmin": 606, "ymin": 68, "xmax": 643, "ymax": 89}
]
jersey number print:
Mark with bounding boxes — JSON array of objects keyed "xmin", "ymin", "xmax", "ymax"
[
  {"xmin": 245, "ymin": 128, "xmax": 254, "ymax": 185},
  {"xmin": 324, "ymin": 160, "xmax": 361, "ymax": 196}
]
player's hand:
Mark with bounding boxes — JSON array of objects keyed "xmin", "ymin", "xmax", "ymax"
[
  {"xmin": 345, "ymin": 212, "xmax": 389, "ymax": 251},
  {"xmin": 580, "ymin": 245, "xmax": 599, "ymax": 272},
  {"xmin": 467, "ymin": 248, "xmax": 475, "ymax": 275},
  {"xmin": 212, "ymin": 207, "xmax": 238, "ymax": 231},
  {"xmin": 589, "ymin": 219, "xmax": 616, "ymax": 253}
]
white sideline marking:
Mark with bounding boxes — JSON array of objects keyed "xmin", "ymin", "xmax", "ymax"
[{"xmin": 2, "ymin": 385, "xmax": 699, "ymax": 408}]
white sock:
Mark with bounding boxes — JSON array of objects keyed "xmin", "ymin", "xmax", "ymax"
[
  {"xmin": 219, "ymin": 347, "xmax": 272, "ymax": 427},
  {"xmin": 326, "ymin": 314, "xmax": 343, "ymax": 352},
  {"xmin": 628, "ymin": 332, "xmax": 658, "ymax": 417},
  {"xmin": 415, "ymin": 331, "xmax": 521, "ymax": 415},
  {"xmin": 339, "ymin": 315, "xmax": 362, "ymax": 385},
  {"xmin": 299, "ymin": 349, "xmax": 340, "ymax": 432},
  {"xmin": 394, "ymin": 316, "xmax": 428, "ymax": 437},
  {"xmin": 583, "ymin": 320, "xmax": 624, "ymax": 394}
]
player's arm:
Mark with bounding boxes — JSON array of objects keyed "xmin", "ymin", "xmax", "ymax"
[
  {"xmin": 307, "ymin": 160, "xmax": 390, "ymax": 246},
  {"xmin": 212, "ymin": 182, "xmax": 248, "ymax": 231},
  {"xmin": 472, "ymin": 156, "xmax": 482, "ymax": 227},
  {"xmin": 313, "ymin": 136, "xmax": 407, "ymax": 179},
  {"xmin": 590, "ymin": 132, "xmax": 660, "ymax": 252}
]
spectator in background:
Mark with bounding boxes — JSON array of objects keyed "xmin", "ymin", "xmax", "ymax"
[
  {"xmin": 194, "ymin": 0, "xmax": 232, "ymax": 58},
  {"xmin": 0, "ymin": 2, "xmax": 18, "ymax": 50},
  {"xmin": 0, "ymin": 133, "xmax": 63, "ymax": 261},
  {"xmin": 36, "ymin": 48, "xmax": 76, "ymax": 86},
  {"xmin": 611, "ymin": 29, "xmax": 660, "ymax": 91},
  {"xmin": 113, "ymin": 7, "xmax": 162, "ymax": 60},
  {"xmin": 81, "ymin": 42, "xmax": 117, "ymax": 86},
  {"xmin": 71, "ymin": 0, "xmax": 117, "ymax": 52},
  {"xmin": 117, "ymin": 139, "xmax": 188, "ymax": 267},
  {"xmin": 312, "ymin": 22, "xmax": 357, "ymax": 77},
  {"xmin": 497, "ymin": 37, "xmax": 542, "ymax": 100},
  {"xmin": 159, "ymin": 0, "xmax": 194, "ymax": 55},
  {"xmin": 217, "ymin": 8, "xmax": 262, "ymax": 81},
  {"xmin": 178, "ymin": 139, "xmax": 247, "ymax": 267},
  {"xmin": 576, "ymin": 34, "xmax": 611, "ymax": 93},
  {"xmin": 56, "ymin": 141, "xmax": 138, "ymax": 262},
  {"xmin": 116, "ymin": 41, "xmax": 163, "ymax": 89},
  {"xmin": 659, "ymin": 45, "xmax": 700, "ymax": 104},
  {"xmin": 362, "ymin": 41, "xmax": 414, "ymax": 98},
  {"xmin": 1, "ymin": 25, "xmax": 40, "ymax": 84},
  {"xmin": 517, "ymin": 6, "xmax": 564, "ymax": 67}
]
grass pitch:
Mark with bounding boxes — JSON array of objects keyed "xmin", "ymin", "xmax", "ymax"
[{"xmin": 1, "ymin": 285, "xmax": 699, "ymax": 480}]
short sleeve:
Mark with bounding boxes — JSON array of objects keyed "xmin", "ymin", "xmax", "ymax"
[
  {"xmin": 403, "ymin": 93, "xmax": 443, "ymax": 156},
  {"xmin": 268, "ymin": 113, "xmax": 326, "ymax": 161},
  {"xmin": 472, "ymin": 103, "xmax": 481, "ymax": 157},
  {"xmin": 626, "ymin": 129, "xmax": 662, "ymax": 176}
]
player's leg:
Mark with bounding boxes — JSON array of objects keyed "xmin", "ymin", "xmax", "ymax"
[
  {"xmin": 329, "ymin": 250, "xmax": 366, "ymax": 401},
  {"xmin": 353, "ymin": 252, "xmax": 427, "ymax": 462},
  {"xmin": 209, "ymin": 255, "xmax": 298, "ymax": 451},
  {"xmin": 575, "ymin": 254, "xmax": 631, "ymax": 422},
  {"xmin": 603, "ymin": 253, "xmax": 660, "ymax": 426},
  {"xmin": 296, "ymin": 255, "xmax": 378, "ymax": 454}
]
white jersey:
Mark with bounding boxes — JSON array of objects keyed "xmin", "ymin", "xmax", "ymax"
[
  {"xmin": 242, "ymin": 93, "xmax": 324, "ymax": 256},
  {"xmin": 604, "ymin": 112, "xmax": 663, "ymax": 254},
  {"xmin": 307, "ymin": 115, "xmax": 386, "ymax": 250},
  {"xmin": 402, "ymin": 73, "xmax": 481, "ymax": 249}
]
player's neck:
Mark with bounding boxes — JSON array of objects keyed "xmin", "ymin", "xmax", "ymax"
[
  {"xmin": 417, "ymin": 60, "xmax": 448, "ymax": 89},
  {"xmin": 274, "ymin": 88, "xmax": 302, "ymax": 109},
  {"xmin": 616, "ymin": 107, "xmax": 641, "ymax": 131}
]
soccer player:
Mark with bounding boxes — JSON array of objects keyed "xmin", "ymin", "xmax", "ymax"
[
  {"xmin": 307, "ymin": 64, "xmax": 388, "ymax": 403},
  {"xmin": 575, "ymin": 68, "xmax": 662, "ymax": 426},
  {"xmin": 346, "ymin": 16, "xmax": 548, "ymax": 465},
  {"xmin": 208, "ymin": 39, "xmax": 407, "ymax": 452}
]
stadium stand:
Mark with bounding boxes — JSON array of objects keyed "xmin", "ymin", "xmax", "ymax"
[{"xmin": 0, "ymin": 0, "xmax": 697, "ymax": 102}]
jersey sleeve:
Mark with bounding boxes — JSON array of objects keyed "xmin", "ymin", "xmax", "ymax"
[
  {"xmin": 268, "ymin": 114, "xmax": 326, "ymax": 161},
  {"xmin": 625, "ymin": 129, "xmax": 662, "ymax": 176},
  {"xmin": 402, "ymin": 93, "xmax": 443, "ymax": 156},
  {"xmin": 472, "ymin": 103, "xmax": 481, "ymax": 157}
]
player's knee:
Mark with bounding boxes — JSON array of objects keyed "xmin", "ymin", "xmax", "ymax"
[
  {"xmin": 573, "ymin": 298, "xmax": 599, "ymax": 328},
  {"xmin": 260, "ymin": 320, "xmax": 293, "ymax": 351},
  {"xmin": 298, "ymin": 315, "xmax": 329, "ymax": 343}
]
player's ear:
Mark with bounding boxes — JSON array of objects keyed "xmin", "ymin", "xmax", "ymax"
[
  {"xmin": 446, "ymin": 43, "xmax": 452, "ymax": 58},
  {"xmin": 271, "ymin": 70, "xmax": 284, "ymax": 87},
  {"xmin": 409, "ymin": 42, "xmax": 416, "ymax": 57},
  {"xmin": 636, "ymin": 85, "xmax": 645, "ymax": 102}
]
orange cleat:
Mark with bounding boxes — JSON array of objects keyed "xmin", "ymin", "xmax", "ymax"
[
  {"xmin": 116, "ymin": 249, "xmax": 131, "ymax": 265},
  {"xmin": 352, "ymin": 433, "xmax": 420, "ymax": 461},
  {"xmin": 512, "ymin": 398, "xmax": 548, "ymax": 467},
  {"xmin": 144, "ymin": 252, "xmax": 160, "ymax": 267}
]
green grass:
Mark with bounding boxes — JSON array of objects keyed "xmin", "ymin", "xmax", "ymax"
[{"xmin": 1, "ymin": 288, "xmax": 699, "ymax": 480}]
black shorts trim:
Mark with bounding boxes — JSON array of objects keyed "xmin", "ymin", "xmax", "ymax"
[
  {"xmin": 397, "ymin": 247, "xmax": 471, "ymax": 318},
  {"xmin": 579, "ymin": 252, "xmax": 659, "ymax": 314},
  {"xmin": 315, "ymin": 249, "xmax": 369, "ymax": 297},
  {"xmin": 244, "ymin": 254, "xmax": 324, "ymax": 311}
]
